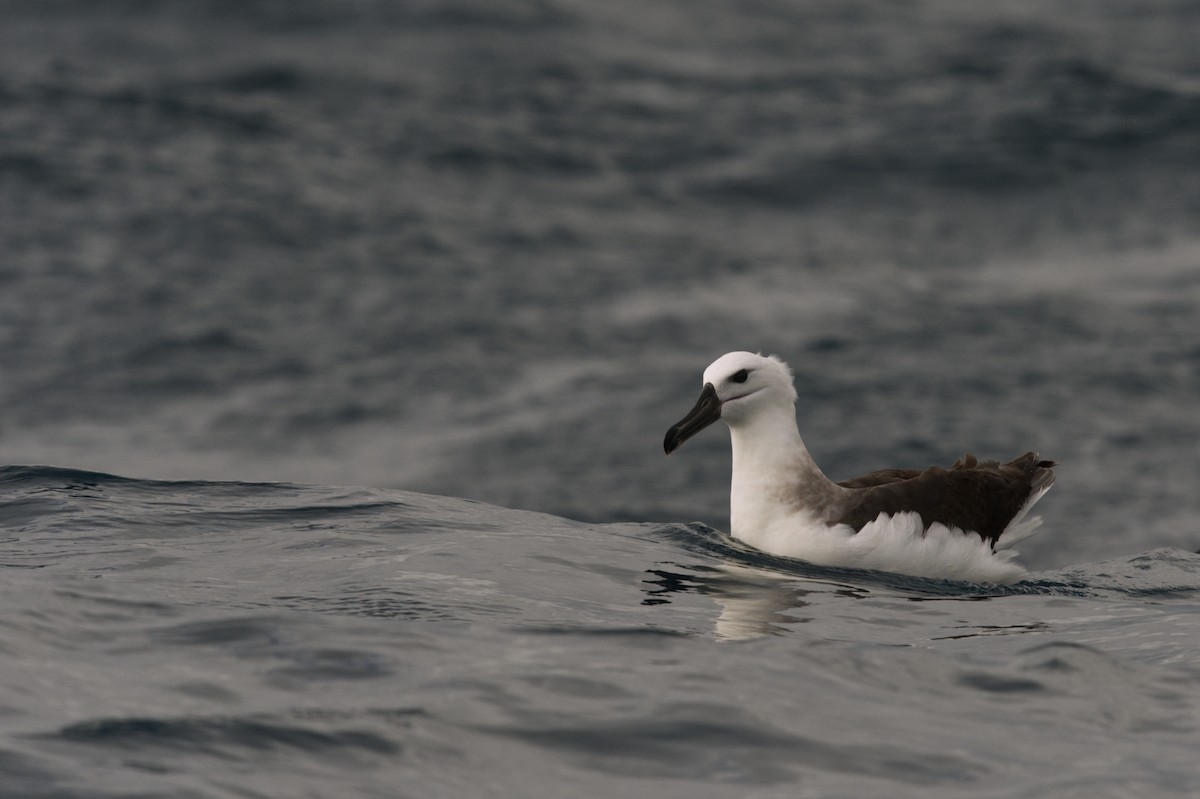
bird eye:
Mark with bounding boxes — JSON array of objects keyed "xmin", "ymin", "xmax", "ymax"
[{"xmin": 731, "ymin": 369, "xmax": 749, "ymax": 384}]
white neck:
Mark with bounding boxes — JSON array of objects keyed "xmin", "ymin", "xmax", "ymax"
[{"xmin": 726, "ymin": 403, "xmax": 844, "ymax": 542}]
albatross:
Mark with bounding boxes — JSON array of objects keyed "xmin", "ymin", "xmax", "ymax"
[{"xmin": 664, "ymin": 351, "xmax": 1056, "ymax": 583}]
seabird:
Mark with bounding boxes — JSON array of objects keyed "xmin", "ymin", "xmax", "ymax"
[{"xmin": 664, "ymin": 351, "xmax": 1056, "ymax": 583}]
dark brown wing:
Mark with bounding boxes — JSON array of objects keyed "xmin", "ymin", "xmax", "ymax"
[
  {"xmin": 836, "ymin": 468, "xmax": 921, "ymax": 489},
  {"xmin": 836, "ymin": 452, "xmax": 1056, "ymax": 545}
]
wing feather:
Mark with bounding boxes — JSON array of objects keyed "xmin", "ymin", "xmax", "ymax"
[{"xmin": 835, "ymin": 452, "xmax": 1056, "ymax": 546}]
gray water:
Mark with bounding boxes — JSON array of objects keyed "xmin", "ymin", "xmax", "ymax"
[
  {"xmin": 2, "ymin": 0, "xmax": 1200, "ymax": 795},
  {"xmin": 3, "ymin": 466, "xmax": 1200, "ymax": 798}
]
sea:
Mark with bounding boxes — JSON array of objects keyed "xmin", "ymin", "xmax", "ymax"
[{"xmin": 2, "ymin": 0, "xmax": 1199, "ymax": 796}]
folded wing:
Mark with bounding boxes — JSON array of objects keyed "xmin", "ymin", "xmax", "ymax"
[{"xmin": 835, "ymin": 452, "xmax": 1056, "ymax": 546}]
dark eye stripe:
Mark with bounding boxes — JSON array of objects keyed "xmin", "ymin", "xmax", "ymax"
[{"xmin": 731, "ymin": 369, "xmax": 749, "ymax": 383}]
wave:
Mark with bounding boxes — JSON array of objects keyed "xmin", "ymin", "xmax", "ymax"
[
  {"xmin": 43, "ymin": 713, "xmax": 399, "ymax": 757},
  {"xmin": 5, "ymin": 465, "xmax": 1198, "ymax": 604},
  {"xmin": 652, "ymin": 521, "xmax": 1200, "ymax": 599}
]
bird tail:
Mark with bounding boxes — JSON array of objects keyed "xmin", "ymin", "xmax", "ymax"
[{"xmin": 995, "ymin": 452, "xmax": 1056, "ymax": 551}]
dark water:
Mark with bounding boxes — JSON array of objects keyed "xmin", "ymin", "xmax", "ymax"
[
  {"xmin": 2, "ymin": 0, "xmax": 1200, "ymax": 795},
  {"xmin": 3, "ymin": 465, "xmax": 1200, "ymax": 798}
]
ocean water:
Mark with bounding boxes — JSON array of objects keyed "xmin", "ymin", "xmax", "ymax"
[
  {"xmin": 2, "ymin": 465, "xmax": 1200, "ymax": 797},
  {"xmin": 3, "ymin": 0, "xmax": 1200, "ymax": 795}
]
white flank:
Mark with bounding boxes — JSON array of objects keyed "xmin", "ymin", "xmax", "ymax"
[{"xmin": 737, "ymin": 510, "xmax": 1028, "ymax": 584}]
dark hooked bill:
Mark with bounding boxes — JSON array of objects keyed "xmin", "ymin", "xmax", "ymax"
[{"xmin": 663, "ymin": 383, "xmax": 721, "ymax": 454}]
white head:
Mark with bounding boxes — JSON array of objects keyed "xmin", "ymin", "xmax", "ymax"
[{"xmin": 664, "ymin": 351, "xmax": 797, "ymax": 453}]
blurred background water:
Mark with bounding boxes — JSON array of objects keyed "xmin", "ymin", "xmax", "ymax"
[
  {"xmin": 4, "ymin": 0, "xmax": 1200, "ymax": 567},
  {"xmin": 2, "ymin": 1, "xmax": 1200, "ymax": 796}
]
